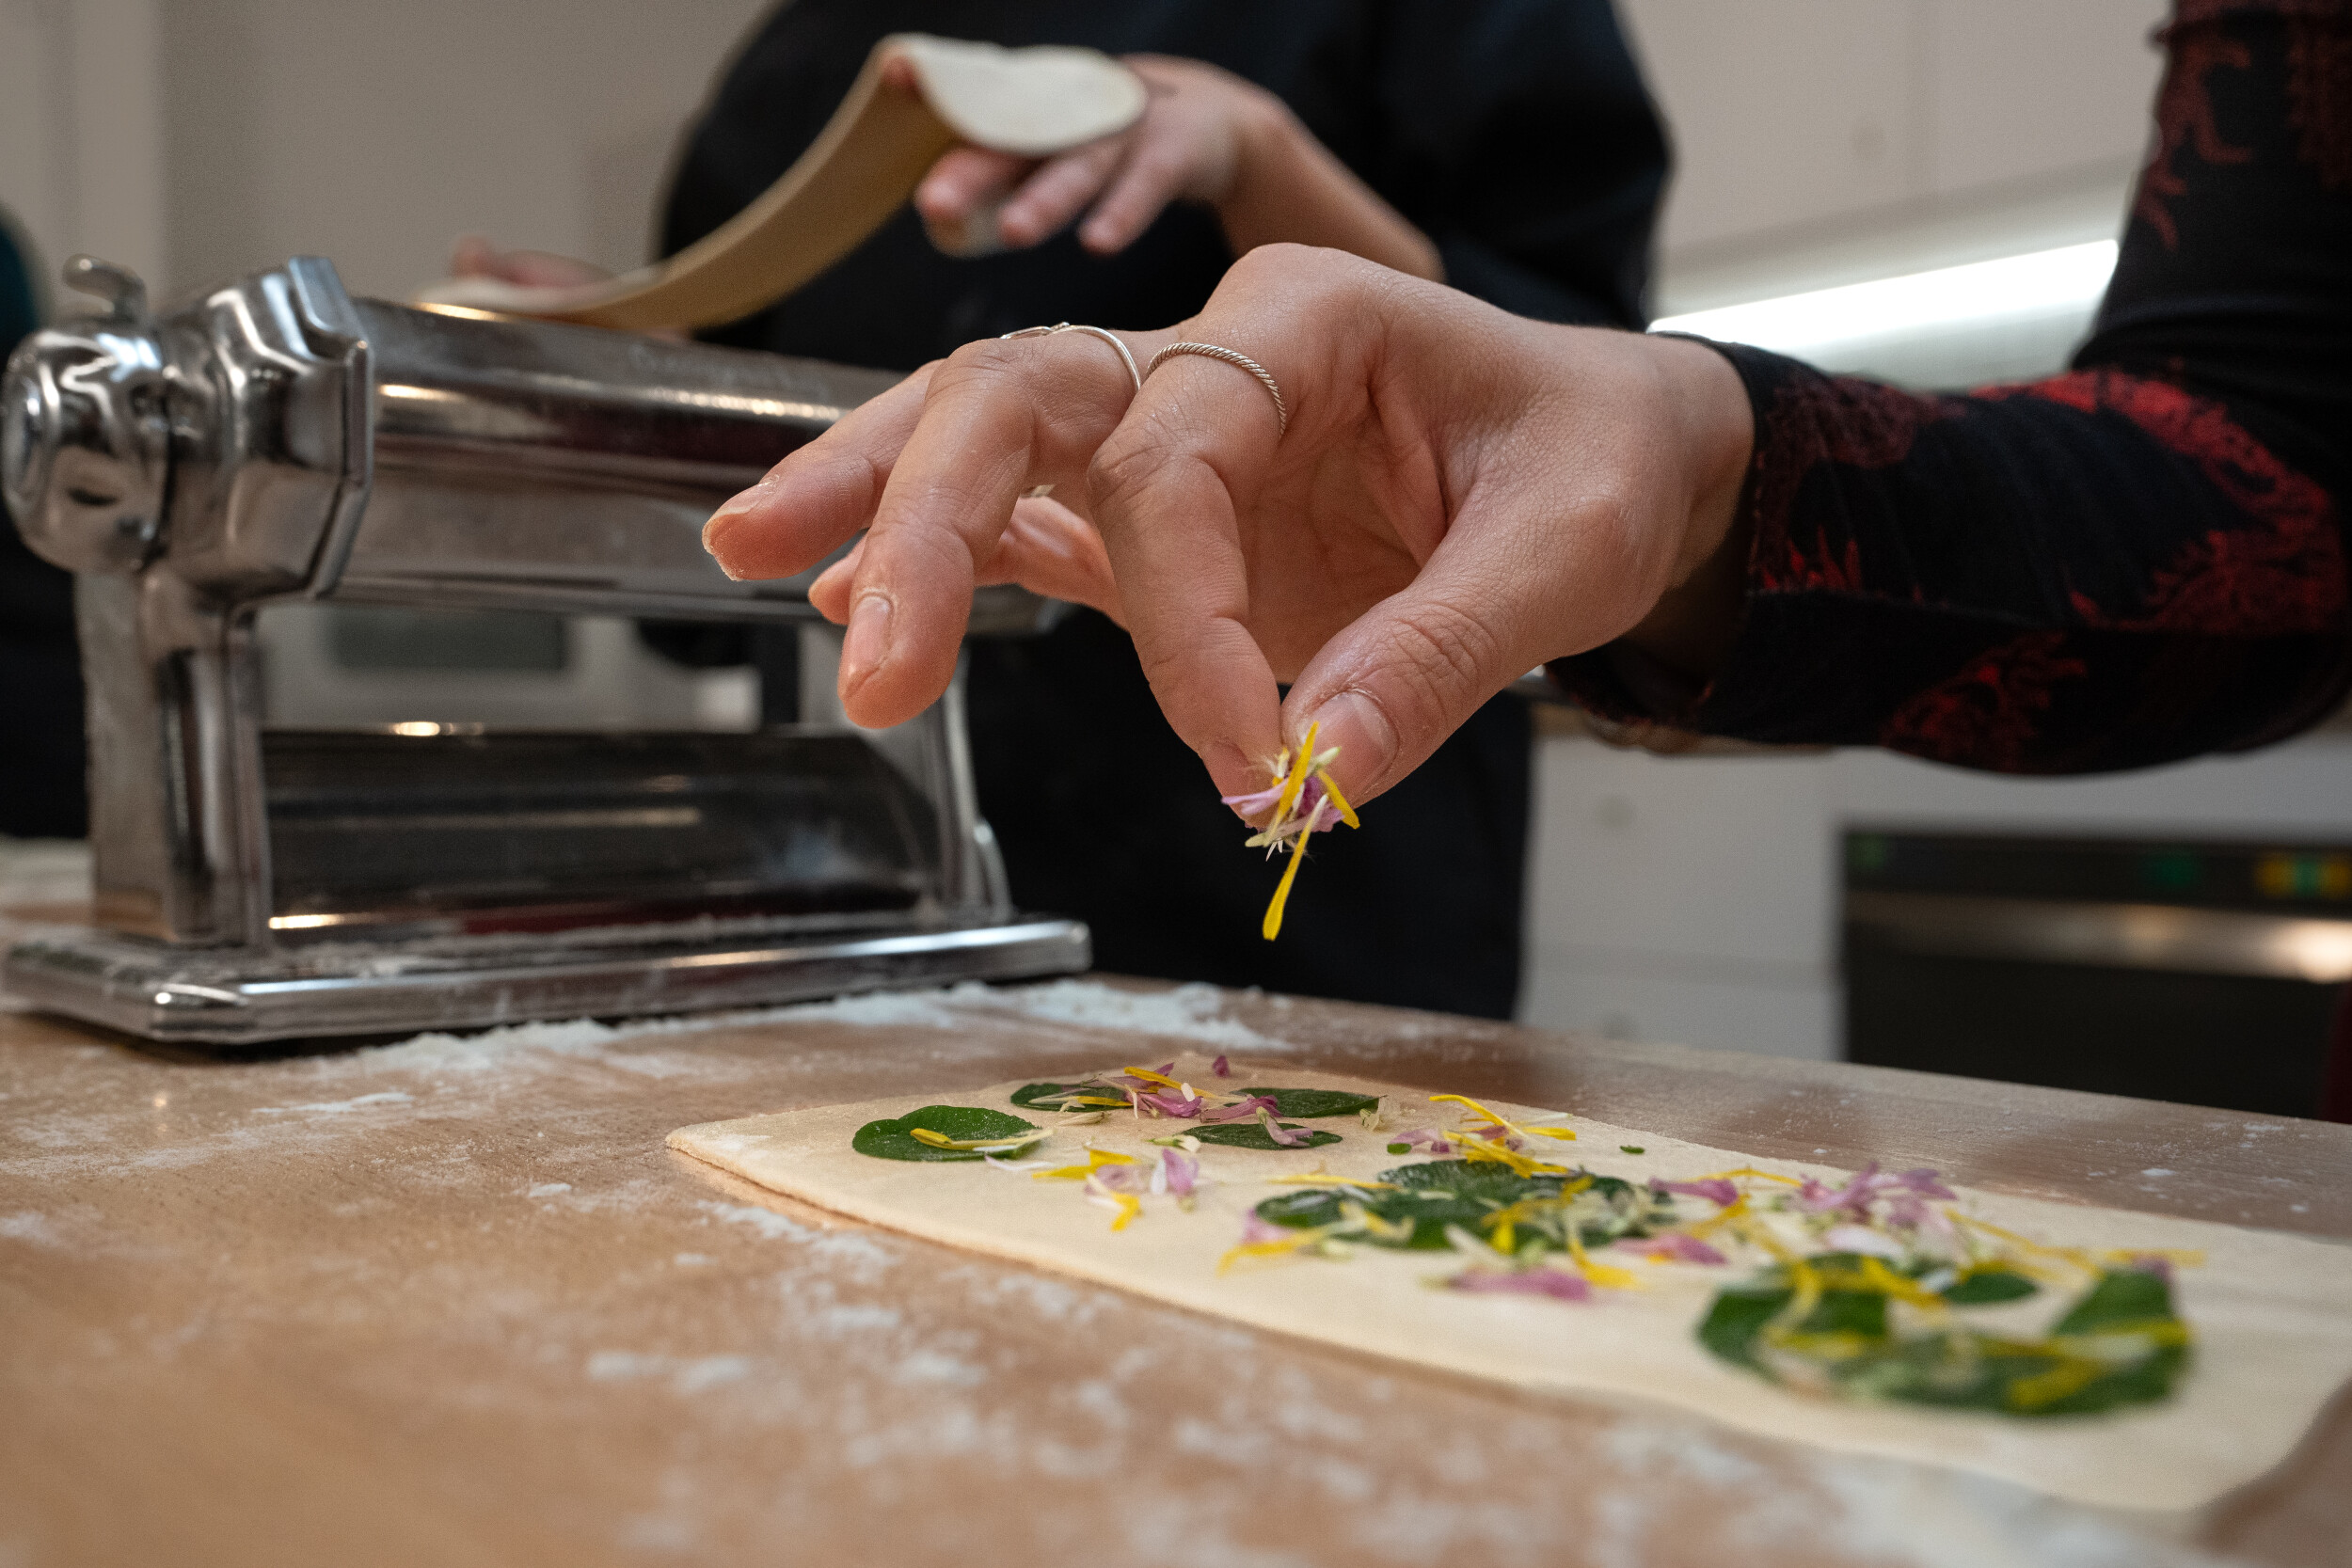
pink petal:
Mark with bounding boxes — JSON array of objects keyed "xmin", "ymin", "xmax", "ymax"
[
  {"xmin": 1256, "ymin": 1110, "xmax": 1312, "ymax": 1148},
  {"xmin": 1238, "ymin": 1212, "xmax": 1291, "ymax": 1245},
  {"xmin": 1615, "ymin": 1232, "xmax": 1726, "ymax": 1265},
  {"xmin": 1794, "ymin": 1164, "xmax": 1891, "ymax": 1217},
  {"xmin": 1199, "ymin": 1095, "xmax": 1277, "ymax": 1124},
  {"xmin": 1211, "ymin": 1054, "xmax": 1231, "ymax": 1078},
  {"xmin": 1450, "ymin": 1268, "xmax": 1591, "ymax": 1303},
  {"xmin": 1160, "ymin": 1148, "xmax": 1199, "ymax": 1196},
  {"xmin": 1220, "ymin": 784, "xmax": 1285, "ymax": 815},
  {"xmin": 1137, "ymin": 1090, "xmax": 1205, "ymax": 1118},
  {"xmin": 1895, "ymin": 1168, "xmax": 1957, "ymax": 1200},
  {"xmin": 1653, "ymin": 1178, "xmax": 1740, "ymax": 1209}
]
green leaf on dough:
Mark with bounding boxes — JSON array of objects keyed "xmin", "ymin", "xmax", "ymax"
[
  {"xmin": 852, "ymin": 1105, "xmax": 1041, "ymax": 1163},
  {"xmin": 1189, "ymin": 1120, "xmax": 1343, "ymax": 1150}
]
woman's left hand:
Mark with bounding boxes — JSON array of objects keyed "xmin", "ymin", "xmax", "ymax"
[
  {"xmin": 702, "ymin": 245, "xmax": 1753, "ymax": 809},
  {"xmin": 913, "ymin": 55, "xmax": 1267, "ymax": 256},
  {"xmin": 906, "ymin": 55, "xmax": 1439, "ymax": 281}
]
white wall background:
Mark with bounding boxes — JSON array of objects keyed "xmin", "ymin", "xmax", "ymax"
[
  {"xmin": 0, "ymin": 0, "xmax": 167, "ymax": 295},
  {"xmin": 1624, "ymin": 0, "xmax": 2168, "ymax": 307},
  {"xmin": 3, "ymin": 0, "xmax": 770, "ymax": 308},
  {"xmin": 6, "ymin": 0, "xmax": 2344, "ymax": 1063},
  {"xmin": 1526, "ymin": 0, "xmax": 2352, "ymax": 1060}
]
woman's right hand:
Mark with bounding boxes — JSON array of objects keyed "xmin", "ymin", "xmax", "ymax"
[{"xmin": 703, "ymin": 245, "xmax": 1753, "ymax": 807}]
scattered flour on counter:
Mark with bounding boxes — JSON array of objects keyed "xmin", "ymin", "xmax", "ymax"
[
  {"xmin": 355, "ymin": 1020, "xmax": 651, "ymax": 1074},
  {"xmin": 251, "ymin": 1091, "xmax": 413, "ymax": 1116},
  {"xmin": 1814, "ymin": 1463, "xmax": 2233, "ymax": 1568},
  {"xmin": 698, "ymin": 1200, "xmax": 818, "ymax": 1244},
  {"xmin": 1595, "ymin": 1416, "xmax": 2236, "ymax": 1568},
  {"xmin": 0, "ymin": 1212, "xmax": 64, "ymax": 1248},
  {"xmin": 697, "ymin": 1200, "xmax": 898, "ymax": 1275},
  {"xmin": 526, "ymin": 1182, "xmax": 573, "ymax": 1199},
  {"xmin": 339, "ymin": 977, "xmax": 1295, "ymax": 1079},
  {"xmin": 961, "ymin": 978, "xmax": 1292, "ymax": 1053},
  {"xmin": 889, "ymin": 1349, "xmax": 986, "ymax": 1388},
  {"xmin": 585, "ymin": 1351, "xmax": 755, "ymax": 1394}
]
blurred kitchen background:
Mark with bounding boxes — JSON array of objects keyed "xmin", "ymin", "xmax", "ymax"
[{"xmin": 5, "ymin": 0, "xmax": 2346, "ymax": 1114}]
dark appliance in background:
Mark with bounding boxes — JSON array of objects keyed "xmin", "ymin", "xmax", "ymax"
[{"xmin": 1842, "ymin": 832, "xmax": 2352, "ymax": 1118}]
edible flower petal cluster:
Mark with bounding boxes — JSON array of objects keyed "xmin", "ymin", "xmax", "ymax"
[
  {"xmin": 1220, "ymin": 721, "xmax": 1360, "ymax": 940},
  {"xmin": 1012, "ymin": 1143, "xmax": 1212, "ymax": 1229}
]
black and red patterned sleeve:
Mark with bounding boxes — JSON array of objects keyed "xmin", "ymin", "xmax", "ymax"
[{"xmin": 1549, "ymin": 0, "xmax": 2352, "ymax": 774}]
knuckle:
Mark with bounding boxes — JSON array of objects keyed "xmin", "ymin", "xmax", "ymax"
[
  {"xmin": 1085, "ymin": 428, "xmax": 1181, "ymax": 517},
  {"xmin": 938, "ymin": 338, "xmax": 1030, "ymax": 386},
  {"xmin": 1378, "ymin": 600, "xmax": 1505, "ymax": 717}
]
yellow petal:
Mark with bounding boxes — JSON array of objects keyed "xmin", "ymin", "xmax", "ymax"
[
  {"xmin": 1262, "ymin": 832, "xmax": 1309, "ymax": 941},
  {"xmin": 1312, "ymin": 768, "xmax": 1360, "ymax": 829},
  {"xmin": 1034, "ymin": 1148, "xmax": 1136, "ymax": 1180},
  {"xmin": 1579, "ymin": 1261, "xmax": 1644, "ymax": 1291},
  {"xmin": 1690, "ymin": 1165, "xmax": 1803, "ymax": 1186},
  {"xmin": 1216, "ymin": 1224, "xmax": 1340, "ymax": 1274},
  {"xmin": 907, "ymin": 1126, "xmax": 1048, "ymax": 1151},
  {"xmin": 1271, "ymin": 721, "xmax": 1320, "ymax": 829}
]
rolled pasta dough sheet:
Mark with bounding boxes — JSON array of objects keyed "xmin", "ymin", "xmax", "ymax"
[{"xmin": 670, "ymin": 1054, "xmax": 2352, "ymax": 1513}]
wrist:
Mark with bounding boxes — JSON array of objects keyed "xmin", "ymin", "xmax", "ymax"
[
  {"xmin": 1215, "ymin": 85, "xmax": 1302, "ymax": 212},
  {"xmin": 1622, "ymin": 336, "xmax": 1756, "ymax": 685}
]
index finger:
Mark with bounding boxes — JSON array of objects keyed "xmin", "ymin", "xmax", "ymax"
[
  {"xmin": 833, "ymin": 327, "xmax": 1157, "ymax": 727},
  {"xmin": 702, "ymin": 363, "xmax": 935, "ymax": 583}
]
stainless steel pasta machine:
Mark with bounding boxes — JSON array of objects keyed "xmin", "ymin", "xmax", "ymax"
[{"xmin": 1, "ymin": 255, "xmax": 1088, "ymax": 1044}]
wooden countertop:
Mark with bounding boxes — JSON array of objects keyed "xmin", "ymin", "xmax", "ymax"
[{"xmin": 4, "ymin": 976, "xmax": 2348, "ymax": 1568}]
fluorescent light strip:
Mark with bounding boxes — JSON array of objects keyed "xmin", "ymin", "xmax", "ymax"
[{"xmin": 1650, "ymin": 240, "xmax": 2118, "ymax": 356}]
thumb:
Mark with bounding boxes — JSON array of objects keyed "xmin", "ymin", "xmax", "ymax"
[{"xmin": 1279, "ymin": 555, "xmax": 1541, "ymax": 807}]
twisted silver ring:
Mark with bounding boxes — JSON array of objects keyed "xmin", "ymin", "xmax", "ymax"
[
  {"xmin": 999, "ymin": 322, "xmax": 1142, "ymax": 395},
  {"xmin": 1143, "ymin": 341, "xmax": 1287, "ymax": 436}
]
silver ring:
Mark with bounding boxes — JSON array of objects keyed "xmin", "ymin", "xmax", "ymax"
[
  {"xmin": 1143, "ymin": 342, "xmax": 1287, "ymax": 436},
  {"xmin": 999, "ymin": 322, "xmax": 1142, "ymax": 396}
]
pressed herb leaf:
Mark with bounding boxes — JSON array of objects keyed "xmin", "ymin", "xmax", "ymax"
[
  {"xmin": 1942, "ymin": 1268, "xmax": 2040, "ymax": 1306},
  {"xmin": 1698, "ymin": 1262, "xmax": 2189, "ymax": 1417},
  {"xmin": 1243, "ymin": 1087, "xmax": 1383, "ymax": 1118},
  {"xmin": 852, "ymin": 1105, "xmax": 1041, "ymax": 1163},
  {"xmin": 1252, "ymin": 1160, "xmax": 1662, "ymax": 1253},
  {"xmin": 2051, "ymin": 1266, "xmax": 2172, "ymax": 1333},
  {"xmin": 1697, "ymin": 1282, "xmax": 1789, "ymax": 1372},
  {"xmin": 1009, "ymin": 1081, "xmax": 1129, "ymax": 1111}
]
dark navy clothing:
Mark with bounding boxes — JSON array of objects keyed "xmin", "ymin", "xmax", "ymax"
[
  {"xmin": 660, "ymin": 0, "xmax": 1670, "ymax": 1018},
  {"xmin": 0, "ymin": 215, "xmax": 85, "ymax": 839}
]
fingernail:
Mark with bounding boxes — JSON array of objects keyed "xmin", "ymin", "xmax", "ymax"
[
  {"xmin": 1303, "ymin": 690, "xmax": 1395, "ymax": 791},
  {"xmin": 707, "ymin": 479, "xmax": 771, "ymax": 527},
  {"xmin": 701, "ymin": 487, "xmax": 767, "ymax": 578},
  {"xmin": 841, "ymin": 594, "xmax": 893, "ymax": 690}
]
